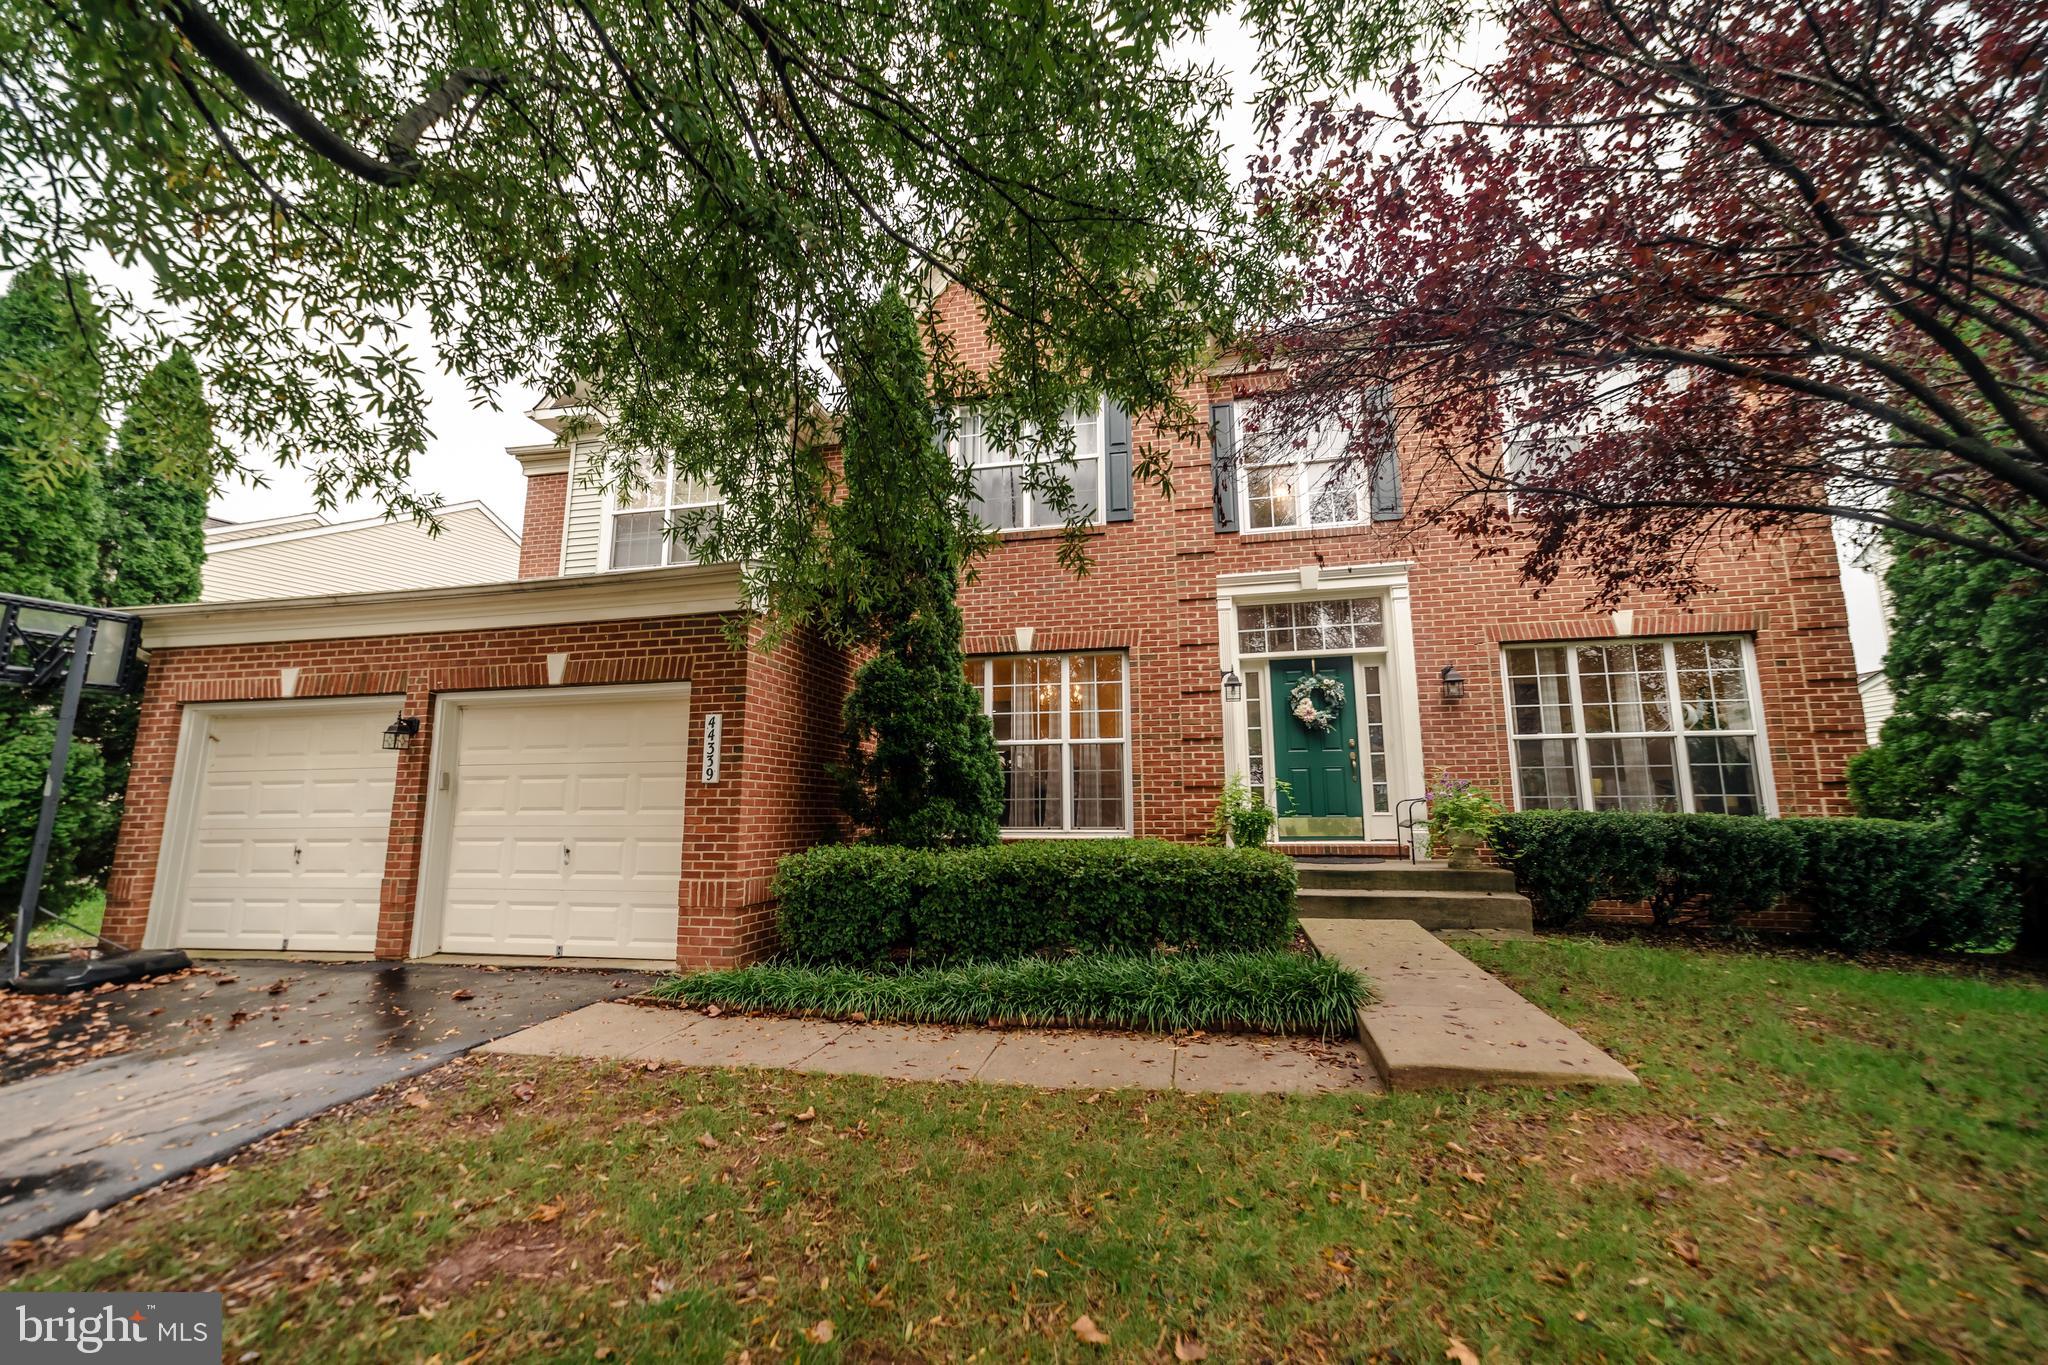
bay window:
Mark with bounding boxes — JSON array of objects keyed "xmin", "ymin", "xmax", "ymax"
[
  {"xmin": 964, "ymin": 652, "xmax": 1128, "ymax": 833},
  {"xmin": 1503, "ymin": 637, "xmax": 1769, "ymax": 815}
]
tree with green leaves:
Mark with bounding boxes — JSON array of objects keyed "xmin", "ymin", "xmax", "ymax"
[
  {"xmin": 0, "ymin": 262, "xmax": 115, "ymax": 923},
  {"xmin": 0, "ymin": 261, "xmax": 107, "ymax": 604},
  {"xmin": 101, "ymin": 346, "xmax": 215, "ymax": 607},
  {"xmin": 0, "ymin": 0, "xmax": 1451, "ymax": 623},
  {"xmin": 1850, "ymin": 534, "xmax": 2048, "ymax": 956},
  {"xmin": 830, "ymin": 290, "xmax": 1002, "ymax": 848}
]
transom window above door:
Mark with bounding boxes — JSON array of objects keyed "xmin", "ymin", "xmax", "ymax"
[
  {"xmin": 963, "ymin": 652, "xmax": 1128, "ymax": 833},
  {"xmin": 606, "ymin": 459, "xmax": 721, "ymax": 571},
  {"xmin": 1236, "ymin": 597, "xmax": 1385, "ymax": 655},
  {"xmin": 952, "ymin": 401, "xmax": 1106, "ymax": 532},
  {"xmin": 1504, "ymin": 637, "xmax": 1768, "ymax": 816}
]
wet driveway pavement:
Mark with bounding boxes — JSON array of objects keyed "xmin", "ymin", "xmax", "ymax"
[{"xmin": 0, "ymin": 962, "xmax": 646, "ymax": 1242}]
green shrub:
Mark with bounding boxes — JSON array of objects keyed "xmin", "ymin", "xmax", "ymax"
[
  {"xmin": 773, "ymin": 839, "xmax": 1297, "ymax": 963},
  {"xmin": 648, "ymin": 949, "xmax": 1367, "ymax": 1036},
  {"xmin": 1782, "ymin": 817, "xmax": 2015, "ymax": 952},
  {"xmin": 1490, "ymin": 809, "xmax": 2015, "ymax": 950}
]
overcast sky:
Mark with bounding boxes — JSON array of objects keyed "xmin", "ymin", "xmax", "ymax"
[{"xmin": 203, "ymin": 13, "xmax": 1891, "ymax": 673}]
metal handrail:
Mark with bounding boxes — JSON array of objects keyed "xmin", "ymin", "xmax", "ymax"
[{"xmin": 1394, "ymin": 797, "xmax": 1431, "ymax": 863}]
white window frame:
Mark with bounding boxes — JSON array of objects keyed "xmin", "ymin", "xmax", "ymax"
[
  {"xmin": 965, "ymin": 651, "xmax": 1132, "ymax": 836},
  {"xmin": 1498, "ymin": 635, "xmax": 1778, "ymax": 816},
  {"xmin": 953, "ymin": 399, "xmax": 1108, "ymax": 533},
  {"xmin": 1233, "ymin": 398, "xmax": 1370, "ymax": 534},
  {"xmin": 601, "ymin": 459, "xmax": 722, "ymax": 572}
]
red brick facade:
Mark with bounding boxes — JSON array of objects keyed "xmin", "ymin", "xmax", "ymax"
[
  {"xmin": 933, "ymin": 284, "xmax": 1864, "ymax": 841},
  {"xmin": 106, "ymin": 609, "xmax": 848, "ymax": 967},
  {"xmin": 517, "ymin": 470, "xmax": 567, "ymax": 578}
]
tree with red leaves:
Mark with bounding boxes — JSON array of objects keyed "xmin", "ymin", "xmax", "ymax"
[{"xmin": 1253, "ymin": 0, "xmax": 2048, "ymax": 602}]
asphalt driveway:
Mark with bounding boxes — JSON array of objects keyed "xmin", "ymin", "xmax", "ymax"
[{"xmin": 0, "ymin": 961, "xmax": 645, "ymax": 1243}]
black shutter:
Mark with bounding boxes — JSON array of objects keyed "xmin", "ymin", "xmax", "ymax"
[
  {"xmin": 1367, "ymin": 386, "xmax": 1403, "ymax": 521},
  {"xmin": 1103, "ymin": 400, "xmax": 1133, "ymax": 522},
  {"xmin": 1210, "ymin": 401, "xmax": 1239, "ymax": 533}
]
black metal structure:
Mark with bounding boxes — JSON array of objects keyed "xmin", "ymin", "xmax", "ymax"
[{"xmin": 3, "ymin": 591, "xmax": 189, "ymax": 992}]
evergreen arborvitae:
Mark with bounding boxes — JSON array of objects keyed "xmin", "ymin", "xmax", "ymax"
[
  {"xmin": 101, "ymin": 345, "xmax": 212, "ymax": 606},
  {"xmin": 1850, "ymin": 534, "xmax": 2048, "ymax": 955},
  {"xmin": 831, "ymin": 290, "xmax": 1002, "ymax": 848}
]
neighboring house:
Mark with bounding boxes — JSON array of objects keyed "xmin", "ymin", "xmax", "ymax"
[
  {"xmin": 102, "ymin": 282, "xmax": 1865, "ymax": 971},
  {"xmin": 1859, "ymin": 669, "xmax": 1896, "ymax": 744},
  {"xmin": 200, "ymin": 503, "xmax": 522, "ymax": 602}
]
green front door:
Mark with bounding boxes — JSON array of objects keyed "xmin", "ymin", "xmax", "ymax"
[{"xmin": 1270, "ymin": 656, "xmax": 1365, "ymax": 840}]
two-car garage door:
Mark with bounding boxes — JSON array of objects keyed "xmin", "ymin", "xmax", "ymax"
[{"xmin": 156, "ymin": 688, "xmax": 687, "ymax": 961}]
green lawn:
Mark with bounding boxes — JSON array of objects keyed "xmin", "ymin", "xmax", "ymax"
[
  {"xmin": 26, "ymin": 888, "xmax": 102, "ymax": 948},
  {"xmin": 11, "ymin": 937, "xmax": 2045, "ymax": 1361}
]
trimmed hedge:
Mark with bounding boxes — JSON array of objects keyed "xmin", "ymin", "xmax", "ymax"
[
  {"xmin": 773, "ymin": 839, "xmax": 1298, "ymax": 963},
  {"xmin": 1489, "ymin": 810, "xmax": 2015, "ymax": 951},
  {"xmin": 648, "ymin": 950, "xmax": 1366, "ymax": 1035}
]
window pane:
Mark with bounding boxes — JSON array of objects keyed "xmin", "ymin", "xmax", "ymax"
[
  {"xmin": 609, "ymin": 510, "xmax": 665, "ymax": 569},
  {"xmin": 1360, "ymin": 665, "xmax": 1390, "ymax": 812},
  {"xmin": 1069, "ymin": 654, "xmax": 1123, "ymax": 739},
  {"xmin": 1001, "ymin": 745, "xmax": 1063, "ymax": 830},
  {"xmin": 971, "ymin": 465, "xmax": 1023, "ymax": 530},
  {"xmin": 1507, "ymin": 646, "xmax": 1575, "ymax": 735},
  {"xmin": 1027, "ymin": 459, "xmax": 1097, "ymax": 525},
  {"xmin": 1244, "ymin": 669, "xmax": 1265, "ymax": 788},
  {"xmin": 617, "ymin": 459, "xmax": 668, "ymax": 512},
  {"xmin": 1515, "ymin": 738, "xmax": 1581, "ymax": 808},
  {"xmin": 1676, "ymin": 637, "xmax": 1753, "ymax": 731},
  {"xmin": 1071, "ymin": 743, "xmax": 1125, "ymax": 829},
  {"xmin": 1306, "ymin": 460, "xmax": 1362, "ymax": 525},
  {"xmin": 1072, "ymin": 402, "xmax": 1101, "ymax": 458},
  {"xmin": 1577, "ymin": 643, "xmax": 1671, "ymax": 733},
  {"xmin": 956, "ymin": 412, "xmax": 992, "ymax": 466},
  {"xmin": 1587, "ymin": 736, "xmax": 1680, "ymax": 811},
  {"xmin": 1246, "ymin": 465, "xmax": 1296, "ymax": 530},
  {"xmin": 992, "ymin": 656, "xmax": 1063, "ymax": 741},
  {"xmin": 1687, "ymin": 735, "xmax": 1760, "ymax": 815}
]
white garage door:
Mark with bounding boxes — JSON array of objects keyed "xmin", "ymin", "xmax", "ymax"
[
  {"xmin": 172, "ymin": 700, "xmax": 398, "ymax": 953},
  {"xmin": 435, "ymin": 689, "xmax": 687, "ymax": 960}
]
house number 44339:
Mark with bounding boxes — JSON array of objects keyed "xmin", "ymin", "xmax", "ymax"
[{"xmin": 701, "ymin": 713, "xmax": 722, "ymax": 784}]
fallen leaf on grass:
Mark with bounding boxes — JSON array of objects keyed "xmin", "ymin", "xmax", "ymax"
[
  {"xmin": 1070, "ymin": 1315, "xmax": 1110, "ymax": 1345},
  {"xmin": 1174, "ymin": 1336, "xmax": 1209, "ymax": 1361},
  {"xmin": 1667, "ymin": 1237, "xmax": 1702, "ymax": 1268},
  {"xmin": 1445, "ymin": 1337, "xmax": 1480, "ymax": 1365},
  {"xmin": 806, "ymin": 1319, "xmax": 834, "ymax": 1344},
  {"xmin": 697, "ymin": 1132, "xmax": 720, "ymax": 1151},
  {"xmin": 794, "ymin": 1107, "xmax": 817, "ymax": 1123},
  {"xmin": 404, "ymin": 1091, "xmax": 432, "ymax": 1110},
  {"xmin": 511, "ymin": 1083, "xmax": 536, "ymax": 1102},
  {"xmin": 1814, "ymin": 1147, "xmax": 1861, "ymax": 1165},
  {"xmin": 529, "ymin": 1203, "xmax": 564, "ymax": 1224},
  {"xmin": 1460, "ymin": 1168, "xmax": 1487, "ymax": 1185}
]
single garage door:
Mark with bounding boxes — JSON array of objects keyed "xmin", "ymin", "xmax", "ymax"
[
  {"xmin": 171, "ymin": 699, "xmax": 399, "ymax": 953},
  {"xmin": 434, "ymin": 688, "xmax": 688, "ymax": 960}
]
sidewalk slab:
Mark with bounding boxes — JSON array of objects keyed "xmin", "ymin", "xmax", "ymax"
[
  {"xmin": 477, "ymin": 1000, "xmax": 696, "ymax": 1059},
  {"xmin": 477, "ymin": 1005, "xmax": 1383, "ymax": 1094},
  {"xmin": 974, "ymin": 1031, "xmax": 1177, "ymax": 1090},
  {"xmin": 1301, "ymin": 918, "xmax": 1638, "ymax": 1092}
]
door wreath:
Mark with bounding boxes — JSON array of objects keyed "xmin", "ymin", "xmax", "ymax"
[{"xmin": 1289, "ymin": 672, "xmax": 1347, "ymax": 735}]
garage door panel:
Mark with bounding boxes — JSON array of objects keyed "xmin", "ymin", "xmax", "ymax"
[
  {"xmin": 168, "ymin": 702, "xmax": 396, "ymax": 954},
  {"xmin": 437, "ymin": 691, "xmax": 686, "ymax": 962}
]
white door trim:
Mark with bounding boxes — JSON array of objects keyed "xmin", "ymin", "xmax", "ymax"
[
  {"xmin": 410, "ymin": 680, "xmax": 694, "ymax": 959},
  {"xmin": 143, "ymin": 694, "xmax": 404, "ymax": 951}
]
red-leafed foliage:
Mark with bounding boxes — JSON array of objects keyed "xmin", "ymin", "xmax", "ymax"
[{"xmin": 1253, "ymin": 0, "xmax": 2048, "ymax": 601}]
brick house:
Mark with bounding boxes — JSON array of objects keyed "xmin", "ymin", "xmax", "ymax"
[{"xmin": 102, "ymin": 283, "xmax": 1863, "ymax": 968}]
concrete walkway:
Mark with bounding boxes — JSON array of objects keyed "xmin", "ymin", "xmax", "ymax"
[
  {"xmin": 1301, "ymin": 918, "xmax": 1639, "ymax": 1092},
  {"xmin": 480, "ymin": 1001, "xmax": 1382, "ymax": 1094}
]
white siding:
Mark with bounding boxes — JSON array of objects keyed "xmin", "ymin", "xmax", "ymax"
[
  {"xmin": 1859, "ymin": 670, "xmax": 1895, "ymax": 745},
  {"xmin": 560, "ymin": 440, "xmax": 606, "ymax": 576},
  {"xmin": 200, "ymin": 507, "xmax": 521, "ymax": 603}
]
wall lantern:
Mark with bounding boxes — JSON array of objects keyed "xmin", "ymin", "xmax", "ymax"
[
  {"xmin": 1439, "ymin": 665, "xmax": 1467, "ymax": 703},
  {"xmin": 1220, "ymin": 668, "xmax": 1243, "ymax": 703},
  {"xmin": 382, "ymin": 712, "xmax": 421, "ymax": 750}
]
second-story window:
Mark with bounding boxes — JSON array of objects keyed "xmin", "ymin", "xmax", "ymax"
[
  {"xmin": 955, "ymin": 400, "xmax": 1105, "ymax": 532},
  {"xmin": 606, "ymin": 459, "xmax": 721, "ymax": 571}
]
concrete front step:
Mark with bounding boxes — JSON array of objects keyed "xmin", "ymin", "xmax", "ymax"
[
  {"xmin": 1295, "ymin": 886, "xmax": 1534, "ymax": 932},
  {"xmin": 1296, "ymin": 861, "xmax": 1517, "ymax": 893}
]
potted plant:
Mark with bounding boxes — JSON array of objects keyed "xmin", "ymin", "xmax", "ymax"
[
  {"xmin": 1210, "ymin": 773, "xmax": 1285, "ymax": 848},
  {"xmin": 1427, "ymin": 775, "xmax": 1504, "ymax": 870}
]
